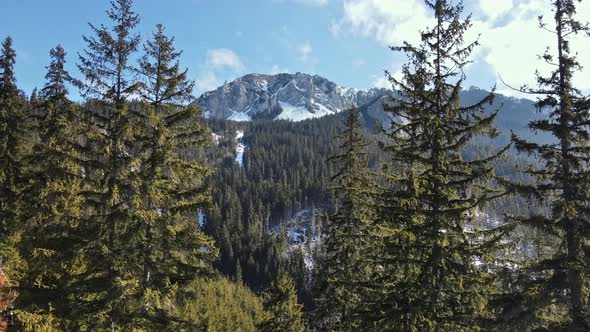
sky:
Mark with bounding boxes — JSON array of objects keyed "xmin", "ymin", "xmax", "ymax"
[{"xmin": 1, "ymin": 0, "xmax": 589, "ymax": 99}]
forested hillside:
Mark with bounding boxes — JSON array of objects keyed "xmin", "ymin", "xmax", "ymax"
[{"xmin": 1, "ymin": 0, "xmax": 589, "ymax": 331}]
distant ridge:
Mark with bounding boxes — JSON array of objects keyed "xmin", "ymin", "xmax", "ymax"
[
  {"xmin": 195, "ymin": 73, "xmax": 548, "ymax": 143},
  {"xmin": 194, "ymin": 72, "xmax": 388, "ymax": 121}
]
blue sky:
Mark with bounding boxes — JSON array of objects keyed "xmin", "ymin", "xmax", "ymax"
[{"xmin": 1, "ymin": 0, "xmax": 589, "ymax": 99}]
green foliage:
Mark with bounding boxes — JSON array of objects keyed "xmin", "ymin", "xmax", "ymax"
[
  {"xmin": 0, "ymin": 36, "xmax": 27, "ymax": 279},
  {"xmin": 13, "ymin": 309, "xmax": 60, "ymax": 332},
  {"xmin": 259, "ymin": 273, "xmax": 308, "ymax": 332},
  {"xmin": 315, "ymin": 109, "xmax": 377, "ymax": 331},
  {"xmin": 176, "ymin": 278, "xmax": 265, "ymax": 332},
  {"xmin": 67, "ymin": 1, "xmax": 148, "ymax": 328},
  {"xmin": 131, "ymin": 22, "xmax": 218, "ymax": 329},
  {"xmin": 75, "ymin": 0, "xmax": 141, "ymax": 104},
  {"xmin": 13, "ymin": 2, "xmax": 219, "ymax": 330},
  {"xmin": 368, "ymin": 1, "xmax": 512, "ymax": 330},
  {"xmin": 203, "ymin": 116, "xmax": 347, "ymax": 293},
  {"xmin": 499, "ymin": 0, "xmax": 590, "ymax": 330},
  {"xmin": 16, "ymin": 44, "xmax": 88, "ymax": 331}
]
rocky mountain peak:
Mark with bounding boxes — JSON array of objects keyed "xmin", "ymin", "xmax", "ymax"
[{"xmin": 194, "ymin": 72, "xmax": 389, "ymax": 121}]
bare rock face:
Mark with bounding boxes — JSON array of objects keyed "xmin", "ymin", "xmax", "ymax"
[
  {"xmin": 194, "ymin": 74, "xmax": 544, "ymax": 144},
  {"xmin": 194, "ymin": 72, "xmax": 389, "ymax": 121}
]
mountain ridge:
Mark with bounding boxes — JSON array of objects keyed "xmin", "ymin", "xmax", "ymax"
[
  {"xmin": 194, "ymin": 72, "xmax": 390, "ymax": 121},
  {"xmin": 195, "ymin": 73, "xmax": 539, "ymax": 131}
]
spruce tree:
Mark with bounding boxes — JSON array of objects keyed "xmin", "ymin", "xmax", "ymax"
[
  {"xmin": 0, "ymin": 36, "xmax": 26, "ymax": 276},
  {"xmin": 15, "ymin": 45, "xmax": 87, "ymax": 330},
  {"xmin": 501, "ymin": 0, "xmax": 590, "ymax": 330},
  {"xmin": 138, "ymin": 24, "xmax": 194, "ymax": 109},
  {"xmin": 132, "ymin": 24, "xmax": 217, "ymax": 329},
  {"xmin": 315, "ymin": 109, "xmax": 375, "ymax": 331},
  {"xmin": 73, "ymin": 0, "xmax": 144, "ymax": 329},
  {"xmin": 259, "ymin": 273, "xmax": 308, "ymax": 332},
  {"xmin": 374, "ymin": 1, "xmax": 510, "ymax": 330}
]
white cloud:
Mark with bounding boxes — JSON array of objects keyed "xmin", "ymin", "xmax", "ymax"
[
  {"xmin": 298, "ymin": 42, "xmax": 315, "ymax": 64},
  {"xmin": 333, "ymin": 0, "xmax": 590, "ymax": 95},
  {"xmin": 332, "ymin": 0, "xmax": 433, "ymax": 46},
  {"xmin": 479, "ymin": 0, "xmax": 513, "ymax": 21},
  {"xmin": 371, "ymin": 69, "xmax": 402, "ymax": 89},
  {"xmin": 473, "ymin": 0, "xmax": 590, "ymax": 96},
  {"xmin": 195, "ymin": 48, "xmax": 245, "ymax": 95},
  {"xmin": 205, "ymin": 48, "xmax": 244, "ymax": 71},
  {"xmin": 371, "ymin": 74, "xmax": 390, "ymax": 89}
]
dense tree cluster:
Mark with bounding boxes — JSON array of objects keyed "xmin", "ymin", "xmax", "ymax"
[
  {"xmin": 0, "ymin": 0, "xmax": 306, "ymax": 331},
  {"xmin": 0, "ymin": 0, "xmax": 589, "ymax": 331},
  {"xmin": 314, "ymin": 0, "xmax": 590, "ymax": 331}
]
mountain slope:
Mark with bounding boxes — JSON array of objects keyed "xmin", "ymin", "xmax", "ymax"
[
  {"xmin": 195, "ymin": 72, "xmax": 388, "ymax": 121},
  {"xmin": 196, "ymin": 72, "xmax": 549, "ymax": 143}
]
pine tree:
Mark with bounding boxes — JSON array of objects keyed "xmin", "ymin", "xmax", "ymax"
[
  {"xmin": 0, "ymin": 36, "xmax": 26, "ymax": 276},
  {"xmin": 373, "ymin": 1, "xmax": 510, "ymax": 330},
  {"xmin": 132, "ymin": 24, "xmax": 217, "ymax": 329},
  {"xmin": 259, "ymin": 273, "xmax": 308, "ymax": 332},
  {"xmin": 315, "ymin": 109, "xmax": 375, "ymax": 331},
  {"xmin": 501, "ymin": 0, "xmax": 590, "ymax": 330}
]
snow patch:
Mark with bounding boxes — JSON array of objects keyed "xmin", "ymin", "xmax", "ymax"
[
  {"xmin": 235, "ymin": 130, "xmax": 245, "ymax": 167},
  {"xmin": 228, "ymin": 111, "xmax": 251, "ymax": 122},
  {"xmin": 312, "ymin": 100, "xmax": 336, "ymax": 116},
  {"xmin": 282, "ymin": 209, "xmax": 322, "ymax": 270},
  {"xmin": 211, "ymin": 132, "xmax": 222, "ymax": 145},
  {"xmin": 197, "ymin": 209, "xmax": 205, "ymax": 227},
  {"xmin": 292, "ymin": 80, "xmax": 306, "ymax": 93},
  {"xmin": 276, "ymin": 102, "xmax": 325, "ymax": 121}
]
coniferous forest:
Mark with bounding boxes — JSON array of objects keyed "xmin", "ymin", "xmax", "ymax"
[{"xmin": 1, "ymin": 0, "xmax": 589, "ymax": 331}]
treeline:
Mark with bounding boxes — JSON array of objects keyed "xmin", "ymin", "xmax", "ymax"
[
  {"xmin": 201, "ymin": 95, "xmax": 543, "ymax": 308},
  {"xmin": 0, "ymin": 0, "xmax": 307, "ymax": 331},
  {"xmin": 313, "ymin": 0, "xmax": 590, "ymax": 331},
  {"xmin": 1, "ymin": 0, "xmax": 589, "ymax": 331}
]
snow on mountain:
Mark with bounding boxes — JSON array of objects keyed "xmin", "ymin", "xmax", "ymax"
[
  {"xmin": 275, "ymin": 102, "xmax": 333, "ymax": 121},
  {"xmin": 228, "ymin": 111, "xmax": 251, "ymax": 122},
  {"xmin": 194, "ymin": 73, "xmax": 543, "ymax": 144},
  {"xmin": 194, "ymin": 72, "xmax": 389, "ymax": 122}
]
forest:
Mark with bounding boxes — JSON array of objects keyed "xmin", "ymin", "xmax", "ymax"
[{"xmin": 1, "ymin": 0, "xmax": 589, "ymax": 331}]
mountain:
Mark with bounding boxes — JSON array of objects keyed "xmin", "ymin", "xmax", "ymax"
[
  {"xmin": 194, "ymin": 72, "xmax": 388, "ymax": 121},
  {"xmin": 196, "ymin": 72, "xmax": 549, "ymax": 143}
]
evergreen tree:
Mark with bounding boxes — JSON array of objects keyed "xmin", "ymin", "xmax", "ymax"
[
  {"xmin": 501, "ymin": 0, "xmax": 590, "ymax": 330},
  {"xmin": 138, "ymin": 24, "xmax": 194, "ymax": 109},
  {"xmin": 373, "ymin": 1, "xmax": 510, "ymax": 330},
  {"xmin": 315, "ymin": 109, "xmax": 375, "ymax": 331},
  {"xmin": 73, "ymin": 0, "xmax": 145, "ymax": 329},
  {"xmin": 77, "ymin": 0, "xmax": 141, "ymax": 106},
  {"xmin": 15, "ymin": 45, "xmax": 87, "ymax": 330},
  {"xmin": 175, "ymin": 278, "xmax": 266, "ymax": 332},
  {"xmin": 132, "ymin": 23, "xmax": 217, "ymax": 329},
  {"xmin": 0, "ymin": 36, "xmax": 26, "ymax": 276},
  {"xmin": 259, "ymin": 273, "xmax": 308, "ymax": 332}
]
